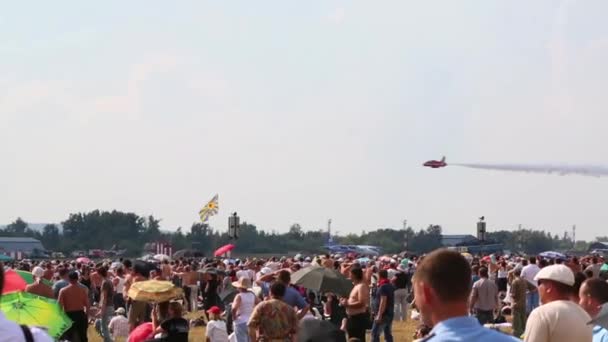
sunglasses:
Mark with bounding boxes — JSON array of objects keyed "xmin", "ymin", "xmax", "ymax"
[{"xmin": 537, "ymin": 279, "xmax": 548, "ymax": 287}]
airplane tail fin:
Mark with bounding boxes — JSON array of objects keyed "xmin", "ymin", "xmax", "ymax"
[{"xmin": 441, "ymin": 156, "xmax": 446, "ymax": 162}]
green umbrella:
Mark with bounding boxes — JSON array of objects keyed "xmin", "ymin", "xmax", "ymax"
[
  {"xmin": 14, "ymin": 270, "xmax": 53, "ymax": 287},
  {"xmin": 0, "ymin": 292, "xmax": 72, "ymax": 338},
  {"xmin": 0, "ymin": 254, "xmax": 13, "ymax": 261},
  {"xmin": 291, "ymin": 266, "xmax": 353, "ymax": 297}
]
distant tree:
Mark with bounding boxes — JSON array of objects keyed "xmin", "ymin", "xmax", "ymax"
[
  {"xmin": 42, "ymin": 224, "xmax": 60, "ymax": 250},
  {"xmin": 5, "ymin": 217, "xmax": 28, "ymax": 235},
  {"xmin": 169, "ymin": 227, "xmax": 190, "ymax": 251},
  {"xmin": 143, "ymin": 215, "xmax": 162, "ymax": 240},
  {"xmin": 5, "ymin": 209, "xmax": 600, "ymax": 258},
  {"xmin": 288, "ymin": 224, "xmax": 303, "ymax": 239},
  {"xmin": 574, "ymin": 240, "xmax": 590, "ymax": 252},
  {"xmin": 190, "ymin": 222, "xmax": 214, "ymax": 252},
  {"xmin": 404, "ymin": 227, "xmax": 415, "ymax": 250},
  {"xmin": 409, "ymin": 225, "xmax": 443, "ymax": 254}
]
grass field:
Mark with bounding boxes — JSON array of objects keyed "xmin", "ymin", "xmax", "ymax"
[{"xmin": 87, "ymin": 317, "xmax": 419, "ymax": 342}]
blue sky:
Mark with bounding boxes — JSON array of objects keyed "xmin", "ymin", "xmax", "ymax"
[{"xmin": 2, "ymin": 1, "xmax": 608, "ymax": 240}]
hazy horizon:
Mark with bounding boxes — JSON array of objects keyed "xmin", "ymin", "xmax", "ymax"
[{"xmin": 2, "ymin": 1, "xmax": 608, "ymax": 241}]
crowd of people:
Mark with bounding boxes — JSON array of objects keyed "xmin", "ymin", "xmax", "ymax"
[
  {"xmin": 0, "ymin": 250, "xmax": 607, "ymax": 342},
  {"xmin": 412, "ymin": 251, "xmax": 608, "ymax": 342}
]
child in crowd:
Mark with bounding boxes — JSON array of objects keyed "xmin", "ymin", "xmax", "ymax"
[{"xmin": 205, "ymin": 306, "xmax": 229, "ymax": 342}]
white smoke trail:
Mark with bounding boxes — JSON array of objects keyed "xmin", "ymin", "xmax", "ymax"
[{"xmin": 452, "ymin": 163, "xmax": 608, "ymax": 178}]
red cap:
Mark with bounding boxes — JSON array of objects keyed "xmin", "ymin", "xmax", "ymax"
[{"xmin": 207, "ymin": 306, "xmax": 221, "ymax": 315}]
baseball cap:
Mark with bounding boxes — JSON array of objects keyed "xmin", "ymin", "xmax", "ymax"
[
  {"xmin": 115, "ymin": 307, "xmax": 126, "ymax": 315},
  {"xmin": 207, "ymin": 306, "xmax": 221, "ymax": 315},
  {"xmin": 534, "ymin": 264, "xmax": 575, "ymax": 286}
]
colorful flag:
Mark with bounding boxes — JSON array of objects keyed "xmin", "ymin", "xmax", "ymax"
[{"xmin": 199, "ymin": 194, "xmax": 219, "ymax": 222}]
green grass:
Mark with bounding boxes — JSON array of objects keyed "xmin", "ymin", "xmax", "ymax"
[{"xmin": 87, "ymin": 317, "xmax": 419, "ymax": 342}]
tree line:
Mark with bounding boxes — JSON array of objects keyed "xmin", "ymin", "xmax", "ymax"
[{"xmin": 0, "ymin": 210, "xmax": 600, "ymax": 256}]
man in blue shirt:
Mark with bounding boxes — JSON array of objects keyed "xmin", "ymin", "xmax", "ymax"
[
  {"xmin": 579, "ymin": 278, "xmax": 608, "ymax": 342},
  {"xmin": 278, "ymin": 270, "xmax": 309, "ymax": 320},
  {"xmin": 52, "ymin": 268, "xmax": 70, "ymax": 299},
  {"xmin": 413, "ymin": 249, "xmax": 520, "ymax": 341},
  {"xmin": 372, "ymin": 269, "xmax": 395, "ymax": 342}
]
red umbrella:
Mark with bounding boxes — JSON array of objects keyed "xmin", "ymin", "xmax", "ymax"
[
  {"xmin": 76, "ymin": 257, "xmax": 91, "ymax": 264},
  {"xmin": 3, "ymin": 269, "xmax": 28, "ymax": 294},
  {"xmin": 214, "ymin": 244, "xmax": 235, "ymax": 257},
  {"xmin": 128, "ymin": 322, "xmax": 154, "ymax": 342}
]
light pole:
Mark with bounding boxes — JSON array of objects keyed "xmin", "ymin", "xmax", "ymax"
[
  {"xmin": 403, "ymin": 219, "xmax": 408, "ymax": 249},
  {"xmin": 477, "ymin": 216, "xmax": 486, "ymax": 254},
  {"xmin": 228, "ymin": 212, "xmax": 240, "ymax": 239}
]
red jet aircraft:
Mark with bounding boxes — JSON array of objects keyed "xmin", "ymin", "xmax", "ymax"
[{"xmin": 423, "ymin": 156, "xmax": 447, "ymax": 168}]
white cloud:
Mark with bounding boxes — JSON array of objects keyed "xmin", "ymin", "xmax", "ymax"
[
  {"xmin": 86, "ymin": 54, "xmax": 180, "ymax": 121},
  {"xmin": 0, "ymin": 54, "xmax": 194, "ymax": 125},
  {"xmin": 327, "ymin": 7, "xmax": 345, "ymax": 25},
  {"xmin": 0, "ymin": 80, "xmax": 65, "ymax": 120}
]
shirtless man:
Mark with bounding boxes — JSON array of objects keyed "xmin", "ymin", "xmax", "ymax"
[
  {"xmin": 122, "ymin": 259, "xmax": 134, "ymax": 302},
  {"xmin": 58, "ymin": 272, "xmax": 90, "ymax": 342},
  {"xmin": 25, "ymin": 275, "xmax": 54, "ymax": 299},
  {"xmin": 43, "ymin": 262, "xmax": 55, "ymax": 282},
  {"xmin": 322, "ymin": 254, "xmax": 335, "ymax": 269},
  {"xmin": 341, "ymin": 262, "xmax": 354, "ymax": 278},
  {"xmin": 161, "ymin": 260, "xmax": 172, "ymax": 280},
  {"xmin": 340, "ymin": 267, "xmax": 370, "ymax": 342},
  {"xmin": 179, "ymin": 265, "xmax": 199, "ymax": 312},
  {"xmin": 150, "ymin": 269, "xmax": 163, "ymax": 281}
]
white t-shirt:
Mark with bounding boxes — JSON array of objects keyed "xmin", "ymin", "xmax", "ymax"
[
  {"xmin": 524, "ymin": 300, "xmax": 592, "ymax": 342},
  {"xmin": 521, "ymin": 264, "xmax": 541, "ymax": 286},
  {"xmin": 206, "ymin": 320, "xmax": 229, "ymax": 342},
  {"xmin": 114, "ymin": 276, "xmax": 126, "ymax": 294},
  {"xmin": 232, "ymin": 292, "xmax": 256, "ymax": 324},
  {"xmin": 498, "ymin": 269, "xmax": 508, "ymax": 279}
]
